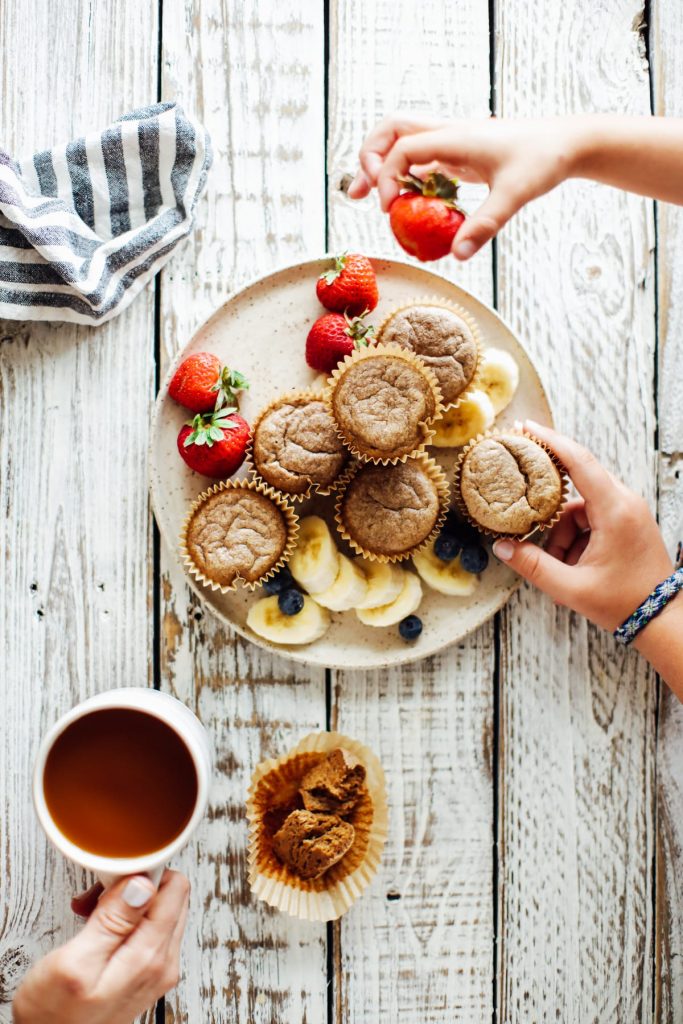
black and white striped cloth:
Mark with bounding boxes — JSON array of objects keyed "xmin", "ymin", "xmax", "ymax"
[{"xmin": 0, "ymin": 102, "xmax": 211, "ymax": 325}]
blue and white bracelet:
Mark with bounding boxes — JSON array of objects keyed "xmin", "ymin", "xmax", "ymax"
[{"xmin": 613, "ymin": 567, "xmax": 683, "ymax": 646}]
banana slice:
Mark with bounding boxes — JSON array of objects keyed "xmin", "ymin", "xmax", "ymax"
[
  {"xmin": 478, "ymin": 348, "xmax": 520, "ymax": 415},
  {"xmin": 431, "ymin": 390, "xmax": 495, "ymax": 448},
  {"xmin": 413, "ymin": 542, "xmax": 480, "ymax": 596},
  {"xmin": 310, "ymin": 553, "xmax": 368, "ymax": 611},
  {"xmin": 356, "ymin": 571, "xmax": 422, "ymax": 627},
  {"xmin": 354, "ymin": 557, "xmax": 405, "ymax": 610},
  {"xmin": 247, "ymin": 594, "xmax": 330, "ymax": 645},
  {"xmin": 289, "ymin": 516, "xmax": 340, "ymax": 593}
]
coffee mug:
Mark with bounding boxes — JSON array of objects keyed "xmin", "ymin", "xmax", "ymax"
[{"xmin": 33, "ymin": 687, "xmax": 212, "ymax": 886}]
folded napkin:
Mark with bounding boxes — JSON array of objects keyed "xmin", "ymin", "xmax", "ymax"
[{"xmin": 0, "ymin": 102, "xmax": 211, "ymax": 325}]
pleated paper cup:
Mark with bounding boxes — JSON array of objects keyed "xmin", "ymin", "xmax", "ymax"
[
  {"xmin": 246, "ymin": 731, "xmax": 388, "ymax": 922},
  {"xmin": 324, "ymin": 343, "xmax": 443, "ymax": 465},
  {"xmin": 334, "ymin": 453, "xmax": 450, "ymax": 563},
  {"xmin": 376, "ymin": 296, "xmax": 483, "ymax": 411},
  {"xmin": 453, "ymin": 428, "xmax": 569, "ymax": 541},
  {"xmin": 180, "ymin": 478, "xmax": 299, "ymax": 594},
  {"xmin": 246, "ymin": 390, "xmax": 350, "ymax": 502}
]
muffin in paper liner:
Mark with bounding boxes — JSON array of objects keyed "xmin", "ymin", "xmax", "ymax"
[
  {"xmin": 180, "ymin": 478, "xmax": 299, "ymax": 594},
  {"xmin": 453, "ymin": 428, "xmax": 569, "ymax": 541},
  {"xmin": 334, "ymin": 452, "xmax": 450, "ymax": 563},
  {"xmin": 246, "ymin": 731, "xmax": 388, "ymax": 922},
  {"xmin": 324, "ymin": 342, "xmax": 444, "ymax": 465},
  {"xmin": 246, "ymin": 389, "xmax": 350, "ymax": 502},
  {"xmin": 376, "ymin": 295, "xmax": 483, "ymax": 412}
]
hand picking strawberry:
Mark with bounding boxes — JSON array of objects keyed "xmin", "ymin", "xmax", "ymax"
[
  {"xmin": 389, "ymin": 172, "xmax": 466, "ymax": 261},
  {"xmin": 316, "ymin": 253, "xmax": 378, "ymax": 316},
  {"xmin": 305, "ymin": 311, "xmax": 376, "ymax": 373},
  {"xmin": 169, "ymin": 351, "xmax": 250, "ymax": 413}
]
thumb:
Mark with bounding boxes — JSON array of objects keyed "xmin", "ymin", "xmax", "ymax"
[
  {"xmin": 452, "ymin": 181, "xmax": 523, "ymax": 260},
  {"xmin": 70, "ymin": 875, "xmax": 155, "ymax": 974},
  {"xmin": 493, "ymin": 538, "xmax": 576, "ymax": 602}
]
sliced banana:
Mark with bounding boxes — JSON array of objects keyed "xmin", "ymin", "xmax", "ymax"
[
  {"xmin": 310, "ymin": 553, "xmax": 368, "ymax": 611},
  {"xmin": 354, "ymin": 557, "xmax": 406, "ymax": 610},
  {"xmin": 478, "ymin": 348, "xmax": 520, "ymax": 415},
  {"xmin": 247, "ymin": 594, "xmax": 330, "ymax": 645},
  {"xmin": 356, "ymin": 570, "xmax": 422, "ymax": 627},
  {"xmin": 413, "ymin": 542, "xmax": 480, "ymax": 596},
  {"xmin": 431, "ymin": 390, "xmax": 495, "ymax": 448},
  {"xmin": 289, "ymin": 515, "xmax": 340, "ymax": 593}
]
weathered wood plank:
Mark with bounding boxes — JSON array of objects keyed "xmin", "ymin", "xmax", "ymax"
[
  {"xmin": 157, "ymin": 4, "xmax": 329, "ymax": 1022},
  {"xmin": 495, "ymin": 2, "xmax": 657, "ymax": 1020},
  {"xmin": 0, "ymin": 0, "xmax": 157, "ymax": 1019},
  {"xmin": 651, "ymin": 0, "xmax": 683, "ymax": 1016},
  {"xmin": 327, "ymin": 1, "xmax": 495, "ymax": 1019}
]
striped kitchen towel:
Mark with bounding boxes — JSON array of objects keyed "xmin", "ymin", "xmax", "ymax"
[{"xmin": 0, "ymin": 102, "xmax": 211, "ymax": 326}]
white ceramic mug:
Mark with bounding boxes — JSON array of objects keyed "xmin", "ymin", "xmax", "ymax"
[{"xmin": 33, "ymin": 687, "xmax": 212, "ymax": 886}]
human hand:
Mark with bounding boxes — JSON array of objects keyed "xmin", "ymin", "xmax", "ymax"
[
  {"xmin": 12, "ymin": 870, "xmax": 190, "ymax": 1024},
  {"xmin": 491, "ymin": 422, "xmax": 673, "ymax": 632},
  {"xmin": 348, "ymin": 113, "xmax": 586, "ymax": 260}
]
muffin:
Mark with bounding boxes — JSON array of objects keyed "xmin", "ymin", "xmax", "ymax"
[
  {"xmin": 250, "ymin": 391, "xmax": 348, "ymax": 499},
  {"xmin": 181, "ymin": 479, "xmax": 298, "ymax": 592},
  {"xmin": 247, "ymin": 731, "xmax": 388, "ymax": 921},
  {"xmin": 456, "ymin": 431, "xmax": 565, "ymax": 538},
  {"xmin": 377, "ymin": 300, "xmax": 480, "ymax": 408},
  {"xmin": 326, "ymin": 343, "xmax": 442, "ymax": 463},
  {"xmin": 336, "ymin": 455, "xmax": 449, "ymax": 562}
]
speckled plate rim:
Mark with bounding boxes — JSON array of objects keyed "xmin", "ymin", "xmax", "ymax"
[{"xmin": 149, "ymin": 252, "xmax": 554, "ymax": 670}]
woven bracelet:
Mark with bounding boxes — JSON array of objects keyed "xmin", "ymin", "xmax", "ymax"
[{"xmin": 613, "ymin": 567, "xmax": 683, "ymax": 646}]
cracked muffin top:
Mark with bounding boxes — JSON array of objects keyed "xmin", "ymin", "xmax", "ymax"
[
  {"xmin": 378, "ymin": 304, "xmax": 478, "ymax": 406},
  {"xmin": 339, "ymin": 459, "xmax": 441, "ymax": 556},
  {"xmin": 330, "ymin": 349, "xmax": 439, "ymax": 462},
  {"xmin": 459, "ymin": 433, "xmax": 563, "ymax": 535},
  {"xmin": 252, "ymin": 394, "xmax": 348, "ymax": 495},
  {"xmin": 185, "ymin": 488, "xmax": 288, "ymax": 586}
]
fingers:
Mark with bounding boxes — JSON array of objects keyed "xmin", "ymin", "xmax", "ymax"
[
  {"xmin": 492, "ymin": 537, "xmax": 578, "ymax": 603},
  {"xmin": 69, "ymin": 875, "xmax": 155, "ymax": 981},
  {"xmin": 71, "ymin": 881, "xmax": 104, "ymax": 918},
  {"xmin": 545, "ymin": 498, "xmax": 589, "ymax": 561},
  {"xmin": 376, "ymin": 127, "xmax": 461, "ymax": 210},
  {"xmin": 355, "ymin": 113, "xmax": 446, "ymax": 193},
  {"xmin": 451, "ymin": 177, "xmax": 524, "ymax": 259},
  {"xmin": 347, "ymin": 169, "xmax": 371, "ymax": 199},
  {"xmin": 524, "ymin": 420, "xmax": 618, "ymax": 516}
]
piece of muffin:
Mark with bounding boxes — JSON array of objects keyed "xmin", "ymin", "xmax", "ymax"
[
  {"xmin": 299, "ymin": 748, "xmax": 367, "ymax": 816},
  {"xmin": 272, "ymin": 810, "xmax": 355, "ymax": 880}
]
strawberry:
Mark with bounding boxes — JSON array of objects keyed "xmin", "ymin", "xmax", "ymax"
[
  {"xmin": 389, "ymin": 172, "xmax": 466, "ymax": 262},
  {"xmin": 315, "ymin": 253, "xmax": 379, "ymax": 316},
  {"xmin": 305, "ymin": 311, "xmax": 376, "ymax": 373},
  {"xmin": 178, "ymin": 407, "xmax": 250, "ymax": 478},
  {"xmin": 169, "ymin": 352, "xmax": 250, "ymax": 414}
]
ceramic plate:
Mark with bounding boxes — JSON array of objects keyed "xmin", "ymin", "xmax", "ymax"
[{"xmin": 150, "ymin": 255, "xmax": 553, "ymax": 670}]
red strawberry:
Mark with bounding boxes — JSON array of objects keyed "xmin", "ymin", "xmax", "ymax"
[
  {"xmin": 169, "ymin": 353, "xmax": 250, "ymax": 414},
  {"xmin": 389, "ymin": 172, "xmax": 466, "ymax": 262},
  {"xmin": 178, "ymin": 407, "xmax": 250, "ymax": 478},
  {"xmin": 305, "ymin": 311, "xmax": 376, "ymax": 373},
  {"xmin": 316, "ymin": 253, "xmax": 379, "ymax": 315}
]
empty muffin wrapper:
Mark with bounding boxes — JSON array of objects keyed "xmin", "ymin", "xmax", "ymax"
[{"xmin": 246, "ymin": 730, "xmax": 389, "ymax": 922}]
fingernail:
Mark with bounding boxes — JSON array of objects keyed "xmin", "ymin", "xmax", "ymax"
[
  {"xmin": 122, "ymin": 877, "xmax": 154, "ymax": 908},
  {"xmin": 346, "ymin": 171, "xmax": 363, "ymax": 194},
  {"xmin": 493, "ymin": 540, "xmax": 515, "ymax": 562},
  {"xmin": 525, "ymin": 419, "xmax": 542, "ymax": 432},
  {"xmin": 453, "ymin": 239, "xmax": 476, "ymax": 260}
]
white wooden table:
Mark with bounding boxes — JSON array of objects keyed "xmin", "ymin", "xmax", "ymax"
[{"xmin": 2, "ymin": 1, "xmax": 683, "ymax": 1021}]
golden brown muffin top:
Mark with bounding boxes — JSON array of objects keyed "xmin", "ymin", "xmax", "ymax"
[
  {"xmin": 253, "ymin": 395, "xmax": 348, "ymax": 495},
  {"xmin": 459, "ymin": 434, "xmax": 562, "ymax": 535}
]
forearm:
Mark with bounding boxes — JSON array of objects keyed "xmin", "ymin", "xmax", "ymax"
[
  {"xmin": 634, "ymin": 592, "xmax": 683, "ymax": 702},
  {"xmin": 567, "ymin": 114, "xmax": 683, "ymax": 206}
]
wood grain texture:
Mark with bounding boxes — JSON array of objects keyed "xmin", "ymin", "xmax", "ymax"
[
  {"xmin": 327, "ymin": 1, "xmax": 495, "ymax": 1019},
  {"xmin": 651, "ymin": 1, "xmax": 683, "ymax": 1017},
  {"xmin": 0, "ymin": 0, "xmax": 156, "ymax": 1019},
  {"xmin": 157, "ymin": 4, "xmax": 328, "ymax": 1021},
  {"xmin": 495, "ymin": 1, "xmax": 657, "ymax": 1020}
]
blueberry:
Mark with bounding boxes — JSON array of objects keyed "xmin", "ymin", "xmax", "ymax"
[
  {"xmin": 460, "ymin": 543, "xmax": 489, "ymax": 574},
  {"xmin": 264, "ymin": 568, "xmax": 294, "ymax": 595},
  {"xmin": 442, "ymin": 509, "xmax": 479, "ymax": 544},
  {"xmin": 434, "ymin": 533, "xmax": 461, "ymax": 562},
  {"xmin": 278, "ymin": 588, "xmax": 304, "ymax": 616},
  {"xmin": 399, "ymin": 614, "xmax": 423, "ymax": 641}
]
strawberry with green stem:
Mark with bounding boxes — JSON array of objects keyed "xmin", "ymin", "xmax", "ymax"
[
  {"xmin": 316, "ymin": 253, "xmax": 378, "ymax": 316},
  {"xmin": 169, "ymin": 352, "xmax": 250, "ymax": 414},
  {"xmin": 305, "ymin": 310, "xmax": 376, "ymax": 373},
  {"xmin": 389, "ymin": 171, "xmax": 466, "ymax": 262},
  {"xmin": 177, "ymin": 368, "xmax": 251, "ymax": 478}
]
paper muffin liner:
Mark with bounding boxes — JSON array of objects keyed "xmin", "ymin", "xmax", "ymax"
[
  {"xmin": 324, "ymin": 342, "xmax": 444, "ymax": 465},
  {"xmin": 453, "ymin": 428, "xmax": 569, "ymax": 541},
  {"xmin": 376, "ymin": 295, "xmax": 483, "ymax": 412},
  {"xmin": 334, "ymin": 452, "xmax": 450, "ymax": 563},
  {"xmin": 246, "ymin": 389, "xmax": 350, "ymax": 502},
  {"xmin": 246, "ymin": 731, "xmax": 388, "ymax": 922},
  {"xmin": 180, "ymin": 478, "xmax": 299, "ymax": 594}
]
